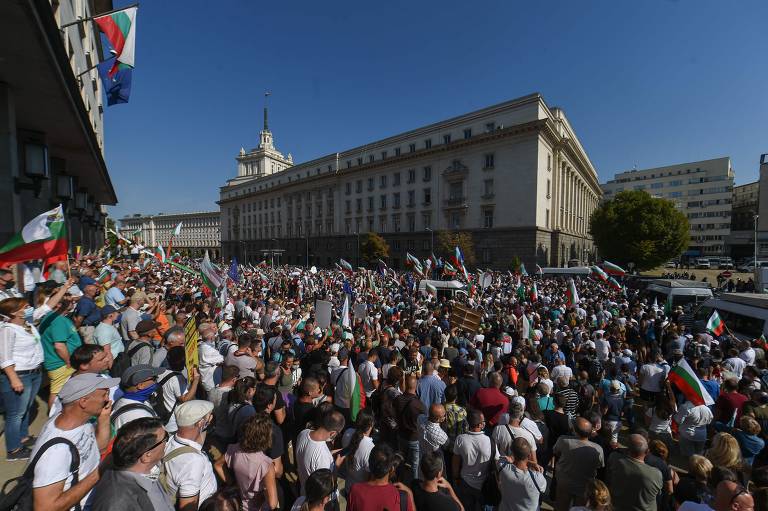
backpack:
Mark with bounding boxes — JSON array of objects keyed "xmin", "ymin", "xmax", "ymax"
[
  {"xmin": 158, "ymin": 445, "xmax": 199, "ymax": 505},
  {"xmin": 110, "ymin": 342, "xmax": 152, "ymax": 378},
  {"xmin": 149, "ymin": 372, "xmax": 184, "ymax": 423},
  {"xmin": 110, "ymin": 400, "xmax": 156, "ymax": 430},
  {"xmin": 0, "ymin": 438, "xmax": 81, "ymax": 511}
]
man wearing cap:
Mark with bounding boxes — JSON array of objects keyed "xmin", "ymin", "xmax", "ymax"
[
  {"xmin": 0, "ymin": 267, "xmax": 23, "ymax": 301},
  {"xmin": 94, "ymin": 305, "xmax": 124, "ymax": 356},
  {"xmin": 111, "ymin": 364, "xmax": 164, "ymax": 432},
  {"xmin": 73, "ymin": 277, "xmax": 101, "ymax": 344},
  {"xmin": 29, "ymin": 373, "xmax": 117, "ymax": 511},
  {"xmin": 161, "ymin": 400, "xmax": 217, "ymax": 510},
  {"xmin": 127, "ymin": 319, "xmax": 160, "ymax": 367}
]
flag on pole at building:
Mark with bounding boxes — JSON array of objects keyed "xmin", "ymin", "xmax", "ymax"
[
  {"xmin": 706, "ymin": 310, "xmax": 726, "ymax": 336},
  {"xmin": 153, "ymin": 245, "xmax": 166, "ymax": 263},
  {"xmin": 602, "ymin": 261, "xmax": 627, "ymax": 276},
  {"xmin": 0, "ymin": 205, "xmax": 68, "ymax": 266},
  {"xmin": 668, "ymin": 358, "xmax": 715, "ymax": 406},
  {"xmin": 228, "ymin": 257, "xmax": 240, "ymax": 283},
  {"xmin": 566, "ymin": 278, "xmax": 579, "ymax": 308},
  {"xmin": 200, "ymin": 251, "xmax": 223, "ymax": 291},
  {"xmin": 339, "ymin": 258, "xmax": 354, "ymax": 273},
  {"xmin": 94, "ymin": 6, "xmax": 137, "ymax": 68}
]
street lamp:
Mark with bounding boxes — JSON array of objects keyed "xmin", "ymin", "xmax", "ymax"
[
  {"xmin": 270, "ymin": 238, "xmax": 277, "ymax": 268},
  {"xmin": 755, "ymin": 214, "xmax": 759, "ymax": 270},
  {"xmin": 305, "ymin": 234, "xmax": 309, "ymax": 269},
  {"xmin": 426, "ymin": 227, "xmax": 434, "ymax": 255},
  {"xmin": 355, "ymin": 231, "xmax": 360, "ymax": 268}
]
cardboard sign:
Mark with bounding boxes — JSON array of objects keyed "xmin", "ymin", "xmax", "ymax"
[
  {"xmin": 481, "ymin": 273, "xmax": 493, "ymax": 290},
  {"xmin": 315, "ymin": 299, "xmax": 333, "ymax": 329},
  {"xmin": 450, "ymin": 303, "xmax": 483, "ymax": 334},
  {"xmin": 353, "ymin": 303, "xmax": 367, "ymax": 322},
  {"xmin": 184, "ymin": 316, "xmax": 199, "ymax": 374}
]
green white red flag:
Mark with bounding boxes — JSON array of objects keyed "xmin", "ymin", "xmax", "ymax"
[
  {"xmin": 602, "ymin": 261, "xmax": 626, "ymax": 276},
  {"xmin": 668, "ymin": 358, "xmax": 714, "ymax": 406},
  {"xmin": 530, "ymin": 282, "xmax": 538, "ymax": 302},
  {"xmin": 406, "ymin": 252, "xmax": 423, "ymax": 274},
  {"xmin": 566, "ymin": 278, "xmax": 579, "ymax": 308},
  {"xmin": 706, "ymin": 310, "xmax": 726, "ymax": 336},
  {"xmin": 94, "ymin": 6, "xmax": 137, "ymax": 68},
  {"xmin": 200, "ymin": 251, "xmax": 223, "ymax": 291},
  {"xmin": 590, "ymin": 265, "xmax": 608, "ymax": 282},
  {"xmin": 0, "ymin": 205, "xmax": 68, "ymax": 266},
  {"xmin": 154, "ymin": 245, "xmax": 166, "ymax": 263}
]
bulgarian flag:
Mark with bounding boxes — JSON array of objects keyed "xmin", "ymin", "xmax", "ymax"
[
  {"xmin": 347, "ymin": 368, "xmax": 365, "ymax": 422},
  {"xmin": 566, "ymin": 278, "xmax": 579, "ymax": 307},
  {"xmin": 0, "ymin": 205, "xmax": 68, "ymax": 265},
  {"xmin": 94, "ymin": 6, "xmax": 137, "ymax": 71},
  {"xmin": 516, "ymin": 276, "xmax": 526, "ymax": 301},
  {"xmin": 154, "ymin": 245, "xmax": 166, "ymax": 263},
  {"xmin": 406, "ymin": 252, "xmax": 423, "ymax": 274},
  {"xmin": 590, "ymin": 265, "xmax": 608, "ymax": 282},
  {"xmin": 97, "ymin": 268, "xmax": 112, "ymax": 285},
  {"xmin": 602, "ymin": 261, "xmax": 626, "ymax": 276},
  {"xmin": 519, "ymin": 263, "xmax": 528, "ymax": 276},
  {"xmin": 201, "ymin": 251, "xmax": 224, "ymax": 291},
  {"xmin": 669, "ymin": 358, "xmax": 715, "ymax": 406},
  {"xmin": 607, "ymin": 276, "xmax": 622, "ymax": 290},
  {"xmin": 535, "ymin": 264, "xmax": 543, "ymax": 276},
  {"xmin": 339, "ymin": 258, "xmax": 354, "ymax": 273},
  {"xmin": 530, "ymin": 282, "xmax": 538, "ymax": 302},
  {"xmin": 453, "ymin": 246, "xmax": 469, "ymax": 281},
  {"xmin": 443, "ymin": 261, "xmax": 457, "ymax": 276},
  {"xmin": 706, "ymin": 310, "xmax": 726, "ymax": 336}
]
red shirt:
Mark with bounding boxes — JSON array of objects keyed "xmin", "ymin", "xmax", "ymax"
[
  {"xmin": 715, "ymin": 392, "xmax": 748, "ymax": 423},
  {"xmin": 347, "ymin": 482, "xmax": 414, "ymax": 511},
  {"xmin": 470, "ymin": 387, "xmax": 509, "ymax": 426}
]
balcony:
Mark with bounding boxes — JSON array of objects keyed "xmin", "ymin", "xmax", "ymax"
[
  {"xmin": 443, "ymin": 196, "xmax": 468, "ymax": 209},
  {"xmin": 443, "ymin": 160, "xmax": 469, "ymax": 182}
]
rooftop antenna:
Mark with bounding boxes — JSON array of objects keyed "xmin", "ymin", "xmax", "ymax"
[{"xmin": 264, "ymin": 91, "xmax": 271, "ymax": 132}]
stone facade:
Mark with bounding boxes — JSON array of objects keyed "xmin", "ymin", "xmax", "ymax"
[
  {"xmin": 219, "ymin": 93, "xmax": 601, "ymax": 269},
  {"xmin": 119, "ymin": 212, "xmax": 221, "ymax": 258}
]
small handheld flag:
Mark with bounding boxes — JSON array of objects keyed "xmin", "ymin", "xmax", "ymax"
[{"xmin": 706, "ymin": 310, "xmax": 726, "ymax": 336}]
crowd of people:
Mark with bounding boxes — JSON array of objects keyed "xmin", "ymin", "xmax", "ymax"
[{"xmin": 0, "ymin": 251, "xmax": 766, "ymax": 511}]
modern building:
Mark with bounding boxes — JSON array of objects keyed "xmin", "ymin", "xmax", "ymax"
[
  {"xmin": 0, "ymin": 0, "xmax": 117, "ymax": 253},
  {"xmin": 219, "ymin": 93, "xmax": 602, "ymax": 269},
  {"xmin": 724, "ymin": 181, "xmax": 758, "ymax": 260},
  {"xmin": 119, "ymin": 212, "xmax": 221, "ymax": 258},
  {"xmin": 602, "ymin": 157, "xmax": 734, "ymax": 259}
]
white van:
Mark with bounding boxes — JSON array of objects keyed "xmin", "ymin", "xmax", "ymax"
[
  {"xmin": 418, "ymin": 279, "xmax": 466, "ymax": 299},
  {"xmin": 694, "ymin": 293, "xmax": 768, "ymax": 341},
  {"xmin": 696, "ymin": 258, "xmax": 711, "ymax": 269},
  {"xmin": 644, "ymin": 279, "xmax": 713, "ymax": 310}
]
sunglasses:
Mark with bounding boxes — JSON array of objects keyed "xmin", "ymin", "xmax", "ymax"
[
  {"xmin": 144, "ymin": 430, "xmax": 170, "ymax": 454},
  {"xmin": 729, "ymin": 487, "xmax": 749, "ymax": 505}
]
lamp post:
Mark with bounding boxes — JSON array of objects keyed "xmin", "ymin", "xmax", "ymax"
[
  {"xmin": 305, "ymin": 234, "xmax": 309, "ymax": 269},
  {"xmin": 755, "ymin": 214, "xmax": 759, "ymax": 270},
  {"xmin": 426, "ymin": 227, "xmax": 434, "ymax": 254},
  {"xmin": 270, "ymin": 238, "xmax": 277, "ymax": 268}
]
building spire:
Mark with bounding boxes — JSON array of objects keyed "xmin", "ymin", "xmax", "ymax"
[{"xmin": 263, "ymin": 91, "xmax": 271, "ymax": 132}]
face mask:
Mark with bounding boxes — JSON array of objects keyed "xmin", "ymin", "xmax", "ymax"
[
  {"xmin": 23, "ymin": 307, "xmax": 34, "ymax": 323},
  {"xmin": 4, "ymin": 280, "xmax": 15, "ymax": 289},
  {"xmin": 123, "ymin": 383, "xmax": 157, "ymax": 402}
]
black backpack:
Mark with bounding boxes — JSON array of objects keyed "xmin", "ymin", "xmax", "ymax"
[
  {"xmin": 149, "ymin": 372, "xmax": 184, "ymax": 423},
  {"xmin": 109, "ymin": 342, "xmax": 152, "ymax": 378},
  {"xmin": 110, "ymin": 400, "xmax": 157, "ymax": 429},
  {"xmin": 0, "ymin": 438, "xmax": 81, "ymax": 511}
]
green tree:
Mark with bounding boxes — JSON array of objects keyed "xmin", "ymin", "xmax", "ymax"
[
  {"xmin": 590, "ymin": 190, "xmax": 689, "ymax": 271},
  {"xmin": 105, "ymin": 217, "xmax": 118, "ymax": 251},
  {"xmin": 436, "ymin": 230, "xmax": 476, "ymax": 268},
  {"xmin": 510, "ymin": 255, "xmax": 522, "ymax": 272},
  {"xmin": 360, "ymin": 232, "xmax": 389, "ymax": 266}
]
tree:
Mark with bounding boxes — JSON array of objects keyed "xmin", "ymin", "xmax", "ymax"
[
  {"xmin": 436, "ymin": 230, "xmax": 476, "ymax": 268},
  {"xmin": 590, "ymin": 190, "xmax": 689, "ymax": 271},
  {"xmin": 360, "ymin": 232, "xmax": 389, "ymax": 266},
  {"xmin": 105, "ymin": 217, "xmax": 118, "ymax": 251}
]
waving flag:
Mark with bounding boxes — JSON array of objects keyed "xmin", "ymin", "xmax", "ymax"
[
  {"xmin": 519, "ymin": 263, "xmax": 528, "ymax": 277},
  {"xmin": 607, "ymin": 276, "xmax": 621, "ymax": 290},
  {"xmin": 566, "ymin": 278, "xmax": 579, "ymax": 307},
  {"xmin": 406, "ymin": 252, "xmax": 423, "ymax": 274},
  {"xmin": 0, "ymin": 205, "xmax": 68, "ymax": 266},
  {"xmin": 201, "ymin": 251, "xmax": 224, "ymax": 291},
  {"xmin": 94, "ymin": 6, "xmax": 137, "ymax": 68},
  {"xmin": 590, "ymin": 265, "xmax": 608, "ymax": 282},
  {"xmin": 536, "ymin": 264, "xmax": 543, "ymax": 276},
  {"xmin": 530, "ymin": 282, "xmax": 538, "ymax": 302},
  {"xmin": 377, "ymin": 259, "xmax": 388, "ymax": 276},
  {"xmin": 706, "ymin": 310, "xmax": 726, "ymax": 336},
  {"xmin": 153, "ymin": 245, "xmax": 166, "ymax": 263},
  {"xmin": 228, "ymin": 257, "xmax": 240, "ymax": 283},
  {"xmin": 602, "ymin": 261, "xmax": 626, "ymax": 276},
  {"xmin": 669, "ymin": 358, "xmax": 715, "ymax": 406},
  {"xmin": 339, "ymin": 258, "xmax": 354, "ymax": 272},
  {"xmin": 516, "ymin": 276, "xmax": 526, "ymax": 301},
  {"xmin": 443, "ymin": 261, "xmax": 457, "ymax": 276},
  {"xmin": 341, "ymin": 294, "xmax": 351, "ymax": 329}
]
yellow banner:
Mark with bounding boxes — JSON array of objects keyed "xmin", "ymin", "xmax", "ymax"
[{"xmin": 184, "ymin": 317, "xmax": 199, "ymax": 374}]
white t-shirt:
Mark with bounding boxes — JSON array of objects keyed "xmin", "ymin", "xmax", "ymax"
[
  {"xmin": 724, "ymin": 357, "xmax": 747, "ymax": 378},
  {"xmin": 111, "ymin": 397, "xmax": 156, "ymax": 432},
  {"xmin": 341, "ymin": 431, "xmax": 374, "ymax": 489},
  {"xmin": 492, "ymin": 423, "xmax": 537, "ymax": 457},
  {"xmin": 358, "ymin": 360, "xmax": 378, "ymax": 398},
  {"xmin": 595, "ymin": 339, "xmax": 610, "ymax": 361},
  {"xmin": 453, "ymin": 431, "xmax": 492, "ymax": 490},
  {"xmin": 296, "ymin": 428, "xmax": 334, "ymax": 494},
  {"xmin": 639, "ymin": 363, "xmax": 669, "ymax": 392},
  {"xmin": 31, "ymin": 417, "xmax": 101, "ymax": 510},
  {"xmin": 159, "ymin": 370, "xmax": 186, "ymax": 432},
  {"xmin": 162, "ymin": 435, "xmax": 217, "ymax": 504}
]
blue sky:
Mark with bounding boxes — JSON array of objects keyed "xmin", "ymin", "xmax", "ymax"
[{"xmin": 105, "ymin": 0, "xmax": 768, "ymax": 219}]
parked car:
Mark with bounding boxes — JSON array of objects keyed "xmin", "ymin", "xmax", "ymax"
[
  {"xmin": 719, "ymin": 258, "xmax": 734, "ymax": 270},
  {"xmin": 665, "ymin": 260, "xmax": 677, "ymax": 268},
  {"xmin": 695, "ymin": 258, "xmax": 711, "ymax": 269}
]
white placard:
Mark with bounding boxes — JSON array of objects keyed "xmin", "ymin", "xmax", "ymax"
[{"xmin": 315, "ymin": 299, "xmax": 333, "ymax": 329}]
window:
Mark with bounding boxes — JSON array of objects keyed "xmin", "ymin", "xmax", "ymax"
[
  {"xmin": 483, "ymin": 208, "xmax": 494, "ymax": 228},
  {"xmin": 380, "ymin": 175, "xmax": 387, "ymax": 188},
  {"xmin": 546, "ymin": 179, "xmax": 551, "ymax": 198},
  {"xmin": 356, "ymin": 198, "xmax": 362, "ymax": 212},
  {"xmin": 409, "ymin": 143, "xmax": 416, "ymax": 153},
  {"xmin": 381, "ymin": 151, "xmax": 387, "ymax": 159},
  {"xmin": 423, "ymin": 239, "xmax": 430, "ymax": 250},
  {"xmin": 450, "ymin": 212, "xmax": 461, "ymax": 229},
  {"xmin": 547, "ymin": 154, "xmax": 552, "ymax": 172},
  {"xmin": 380, "ymin": 195, "xmax": 387, "ymax": 209},
  {"xmin": 449, "ymin": 182, "xmax": 463, "ymax": 200},
  {"xmin": 356, "ymin": 180, "xmax": 362, "ymax": 193},
  {"xmin": 368, "ymin": 178, "xmax": 374, "ymax": 191},
  {"xmin": 345, "ymin": 200, "xmax": 351, "ymax": 214},
  {"xmin": 485, "ymin": 122, "xmax": 495, "ymax": 132},
  {"xmin": 463, "ymin": 128, "xmax": 472, "ymax": 139},
  {"xmin": 368, "ymin": 155, "xmax": 374, "ymax": 163},
  {"xmin": 484, "ymin": 179, "xmax": 494, "ymax": 197},
  {"xmin": 408, "ymin": 190, "xmax": 415, "ymax": 206},
  {"xmin": 423, "ymin": 166, "xmax": 432, "ymax": 181},
  {"xmin": 393, "ymin": 192, "xmax": 400, "ymax": 208},
  {"xmin": 395, "ymin": 147, "xmax": 401, "ymax": 156},
  {"xmin": 424, "ymin": 139, "xmax": 432, "ymax": 149},
  {"xmin": 379, "ymin": 216, "xmax": 387, "ymax": 232},
  {"xmin": 346, "ymin": 160, "xmax": 351, "ymax": 169},
  {"xmin": 407, "ymin": 214, "xmax": 415, "ymax": 232},
  {"xmin": 482, "ymin": 248, "xmax": 492, "ymax": 264},
  {"xmin": 393, "ymin": 240, "xmax": 401, "ymax": 251},
  {"xmin": 407, "ymin": 169, "xmax": 416, "ymax": 183},
  {"xmin": 368, "ymin": 217, "xmax": 374, "ymax": 231},
  {"xmin": 392, "ymin": 214, "xmax": 400, "ymax": 232},
  {"xmin": 424, "ymin": 188, "xmax": 432, "ymax": 204},
  {"xmin": 357, "ymin": 157, "xmax": 363, "ymax": 165},
  {"xmin": 345, "ymin": 182, "xmax": 351, "ymax": 195},
  {"xmin": 368, "ymin": 197, "xmax": 374, "ymax": 211},
  {"xmin": 394, "ymin": 172, "xmax": 401, "ymax": 186},
  {"xmin": 545, "ymin": 209, "xmax": 550, "ymax": 228},
  {"xmin": 443, "ymin": 134, "xmax": 451, "ymax": 145},
  {"xmin": 484, "ymin": 153, "xmax": 495, "ymax": 169},
  {"xmin": 651, "ymin": 182, "xmax": 664, "ymax": 189}
]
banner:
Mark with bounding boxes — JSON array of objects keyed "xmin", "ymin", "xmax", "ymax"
[
  {"xmin": 353, "ymin": 303, "xmax": 367, "ymax": 322},
  {"xmin": 183, "ymin": 316, "xmax": 199, "ymax": 374},
  {"xmin": 315, "ymin": 299, "xmax": 333, "ymax": 329}
]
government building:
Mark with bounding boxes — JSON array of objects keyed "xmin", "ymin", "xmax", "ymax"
[
  {"xmin": 0, "ymin": 0, "xmax": 117, "ymax": 253},
  {"xmin": 219, "ymin": 93, "xmax": 602, "ymax": 269},
  {"xmin": 119, "ymin": 212, "xmax": 221, "ymax": 258},
  {"xmin": 602, "ymin": 157, "xmax": 734, "ymax": 260}
]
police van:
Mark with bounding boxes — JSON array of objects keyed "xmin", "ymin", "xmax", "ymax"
[{"xmin": 694, "ymin": 293, "xmax": 768, "ymax": 341}]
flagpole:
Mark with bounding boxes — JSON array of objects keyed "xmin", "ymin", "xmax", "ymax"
[{"xmin": 58, "ymin": 3, "xmax": 140, "ymax": 30}]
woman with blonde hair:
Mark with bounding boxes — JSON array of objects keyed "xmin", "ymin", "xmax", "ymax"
[
  {"xmin": 570, "ymin": 478, "xmax": 611, "ymax": 511},
  {"xmin": 705, "ymin": 432, "xmax": 745, "ymax": 482}
]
